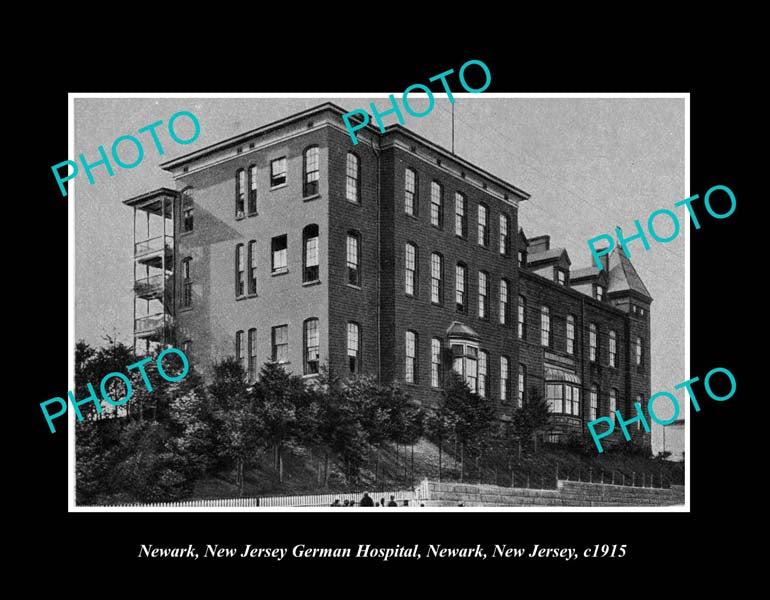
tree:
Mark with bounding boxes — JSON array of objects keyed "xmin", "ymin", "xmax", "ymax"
[
  {"xmin": 514, "ymin": 385, "xmax": 552, "ymax": 453},
  {"xmin": 166, "ymin": 370, "xmax": 214, "ymax": 479},
  {"xmin": 425, "ymin": 403, "xmax": 458, "ymax": 482},
  {"xmin": 208, "ymin": 358, "xmax": 261, "ymax": 494},
  {"xmin": 383, "ymin": 383, "xmax": 424, "ymax": 486}
]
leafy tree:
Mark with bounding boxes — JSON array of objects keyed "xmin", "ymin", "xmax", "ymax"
[
  {"xmin": 513, "ymin": 385, "xmax": 552, "ymax": 453},
  {"xmin": 424, "ymin": 402, "xmax": 458, "ymax": 482},
  {"xmin": 166, "ymin": 370, "xmax": 215, "ymax": 479}
]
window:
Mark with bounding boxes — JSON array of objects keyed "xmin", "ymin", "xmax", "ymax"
[
  {"xmin": 609, "ymin": 388, "xmax": 618, "ymax": 419},
  {"xmin": 455, "ymin": 192, "xmax": 467, "ymax": 237},
  {"xmin": 478, "ymin": 350, "xmax": 488, "ymax": 398},
  {"xmin": 636, "ymin": 337, "xmax": 644, "ymax": 366},
  {"xmin": 347, "ymin": 232, "xmax": 361, "ymax": 286},
  {"xmin": 478, "ymin": 203, "xmax": 489, "ymax": 246},
  {"xmin": 518, "ymin": 295, "xmax": 526, "ymax": 339},
  {"xmin": 499, "ymin": 214, "xmax": 510, "ymax": 256},
  {"xmin": 182, "ymin": 340, "xmax": 193, "ymax": 363},
  {"xmin": 247, "ymin": 241, "xmax": 257, "ymax": 295},
  {"xmin": 304, "ymin": 319, "xmax": 320, "ymax": 375},
  {"xmin": 500, "ymin": 356, "xmax": 510, "ymax": 403},
  {"xmin": 430, "ymin": 181, "xmax": 443, "ymax": 228},
  {"xmin": 303, "ymin": 224, "xmax": 319, "ymax": 283},
  {"xmin": 346, "ymin": 153, "xmax": 359, "ymax": 202},
  {"xmin": 235, "ymin": 330, "xmax": 245, "ymax": 375},
  {"xmin": 235, "ymin": 169, "xmax": 245, "ymax": 217},
  {"xmin": 248, "ymin": 328, "xmax": 257, "ymax": 382},
  {"xmin": 182, "ymin": 188, "xmax": 193, "ymax": 232},
  {"xmin": 431, "ymin": 338, "xmax": 442, "ymax": 388},
  {"xmin": 590, "ymin": 385, "xmax": 599, "ymax": 421},
  {"xmin": 589, "ymin": 323, "xmax": 598, "ymax": 362},
  {"xmin": 546, "ymin": 382, "xmax": 581, "ymax": 416},
  {"xmin": 594, "ymin": 284, "xmax": 605, "ymax": 301},
  {"xmin": 541, "ymin": 305, "xmax": 551, "ymax": 347},
  {"xmin": 565, "ymin": 315, "xmax": 575, "ymax": 354},
  {"xmin": 405, "ymin": 167, "xmax": 417, "ymax": 215},
  {"xmin": 636, "ymin": 394, "xmax": 644, "ymax": 430},
  {"xmin": 499, "ymin": 279, "xmax": 509, "ymax": 325},
  {"xmin": 248, "ymin": 165, "xmax": 258, "ymax": 214},
  {"xmin": 452, "ymin": 343, "xmax": 478, "ymax": 393},
  {"xmin": 518, "ymin": 250, "xmax": 526, "ymax": 268},
  {"xmin": 405, "ymin": 330, "xmax": 417, "ymax": 383},
  {"xmin": 182, "ymin": 257, "xmax": 192, "ymax": 308},
  {"xmin": 609, "ymin": 330, "xmax": 617, "ymax": 367},
  {"xmin": 272, "ymin": 325, "xmax": 288, "ymax": 364},
  {"xmin": 271, "ymin": 235, "xmax": 288, "ymax": 274},
  {"xmin": 303, "ymin": 146, "xmax": 319, "ymax": 197},
  {"xmin": 347, "ymin": 322, "xmax": 360, "ymax": 374},
  {"xmin": 478, "ymin": 271, "xmax": 489, "ymax": 319},
  {"xmin": 430, "ymin": 252, "xmax": 443, "ymax": 304},
  {"xmin": 270, "ymin": 157, "xmax": 286, "ymax": 187},
  {"xmin": 556, "ymin": 269, "xmax": 567, "ymax": 285},
  {"xmin": 405, "ymin": 242, "xmax": 418, "ymax": 296},
  {"xmin": 235, "ymin": 244, "xmax": 245, "ymax": 296},
  {"xmin": 455, "ymin": 262, "xmax": 467, "ymax": 313},
  {"xmin": 517, "ymin": 364, "xmax": 525, "ymax": 408}
]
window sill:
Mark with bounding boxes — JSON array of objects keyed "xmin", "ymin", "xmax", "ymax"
[
  {"xmin": 455, "ymin": 234, "xmax": 467, "ymax": 241},
  {"xmin": 236, "ymin": 293, "xmax": 258, "ymax": 302},
  {"xmin": 178, "ymin": 306, "xmax": 194, "ymax": 313},
  {"xmin": 346, "ymin": 199, "xmax": 361, "ymax": 206},
  {"xmin": 180, "ymin": 230, "xmax": 193, "ymax": 237},
  {"xmin": 405, "ymin": 213, "xmax": 420, "ymax": 221},
  {"xmin": 347, "ymin": 284, "xmax": 362, "ymax": 291},
  {"xmin": 431, "ymin": 301, "xmax": 443, "ymax": 307},
  {"xmin": 271, "ymin": 270, "xmax": 289, "ymax": 277},
  {"xmin": 235, "ymin": 215, "xmax": 245, "ymax": 221},
  {"xmin": 247, "ymin": 211, "xmax": 258, "ymax": 218},
  {"xmin": 302, "ymin": 280, "xmax": 322, "ymax": 287},
  {"xmin": 405, "ymin": 294, "xmax": 418, "ymax": 300},
  {"xmin": 431, "ymin": 224, "xmax": 443, "ymax": 231},
  {"xmin": 270, "ymin": 183, "xmax": 287, "ymax": 191},
  {"xmin": 303, "ymin": 193, "xmax": 322, "ymax": 202},
  {"xmin": 302, "ymin": 373, "xmax": 320, "ymax": 380}
]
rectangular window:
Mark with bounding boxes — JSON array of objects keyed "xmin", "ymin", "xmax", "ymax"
[
  {"xmin": 455, "ymin": 263, "xmax": 466, "ymax": 313},
  {"xmin": 431, "ymin": 253, "xmax": 443, "ymax": 304},
  {"xmin": 347, "ymin": 322, "xmax": 360, "ymax": 374},
  {"xmin": 182, "ymin": 190, "xmax": 194, "ymax": 232},
  {"xmin": 304, "ymin": 319, "xmax": 320, "ymax": 375},
  {"xmin": 405, "ymin": 168, "xmax": 417, "ymax": 215},
  {"xmin": 303, "ymin": 225, "xmax": 319, "ymax": 283},
  {"xmin": 518, "ymin": 296, "xmax": 526, "ymax": 339},
  {"xmin": 455, "ymin": 192, "xmax": 467, "ymax": 237},
  {"xmin": 478, "ymin": 204, "xmax": 488, "ymax": 247},
  {"xmin": 609, "ymin": 330, "xmax": 617, "ymax": 367},
  {"xmin": 566, "ymin": 315, "xmax": 575, "ymax": 355},
  {"xmin": 636, "ymin": 337, "xmax": 643, "ymax": 366},
  {"xmin": 595, "ymin": 285, "xmax": 605, "ymax": 301},
  {"xmin": 466, "ymin": 346, "xmax": 478, "ymax": 393},
  {"xmin": 557, "ymin": 270, "xmax": 566, "ymax": 285},
  {"xmin": 248, "ymin": 165, "xmax": 258, "ymax": 214},
  {"xmin": 347, "ymin": 233, "xmax": 360, "ymax": 286},
  {"xmin": 590, "ymin": 387, "xmax": 599, "ymax": 421},
  {"xmin": 500, "ymin": 356, "xmax": 509, "ymax": 403},
  {"xmin": 248, "ymin": 241, "xmax": 257, "ymax": 295},
  {"xmin": 590, "ymin": 324, "xmax": 598, "ymax": 362},
  {"xmin": 430, "ymin": 181, "xmax": 443, "ymax": 228},
  {"xmin": 248, "ymin": 328, "xmax": 257, "ymax": 382},
  {"xmin": 405, "ymin": 331, "xmax": 417, "ymax": 383},
  {"xmin": 236, "ymin": 169, "xmax": 245, "ymax": 216},
  {"xmin": 405, "ymin": 243, "xmax": 417, "ymax": 296},
  {"xmin": 478, "ymin": 271, "xmax": 488, "ymax": 319},
  {"xmin": 499, "ymin": 214, "xmax": 510, "ymax": 256},
  {"xmin": 499, "ymin": 279, "xmax": 509, "ymax": 325},
  {"xmin": 182, "ymin": 258, "xmax": 192, "ymax": 308},
  {"xmin": 271, "ymin": 325, "xmax": 289, "ymax": 364},
  {"xmin": 518, "ymin": 364, "xmax": 526, "ymax": 408},
  {"xmin": 235, "ymin": 244, "xmax": 245, "ymax": 296},
  {"xmin": 609, "ymin": 389, "xmax": 618, "ymax": 420},
  {"xmin": 271, "ymin": 235, "xmax": 288, "ymax": 275},
  {"xmin": 304, "ymin": 147, "xmax": 319, "ymax": 197},
  {"xmin": 478, "ymin": 350, "xmax": 488, "ymax": 398},
  {"xmin": 346, "ymin": 153, "xmax": 359, "ymax": 202},
  {"xmin": 431, "ymin": 338, "xmax": 442, "ymax": 388},
  {"xmin": 236, "ymin": 330, "xmax": 246, "ymax": 374},
  {"xmin": 546, "ymin": 383, "xmax": 563, "ymax": 413},
  {"xmin": 270, "ymin": 157, "xmax": 286, "ymax": 187},
  {"xmin": 541, "ymin": 306, "xmax": 551, "ymax": 347},
  {"xmin": 518, "ymin": 250, "xmax": 526, "ymax": 267}
]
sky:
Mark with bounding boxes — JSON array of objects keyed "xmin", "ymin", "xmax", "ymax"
[{"xmin": 73, "ymin": 95, "xmax": 685, "ymax": 454}]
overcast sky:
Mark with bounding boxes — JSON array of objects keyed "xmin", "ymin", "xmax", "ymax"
[{"xmin": 73, "ymin": 95, "xmax": 685, "ymax": 454}]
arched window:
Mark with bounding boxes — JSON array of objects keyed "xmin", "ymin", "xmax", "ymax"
[
  {"xmin": 478, "ymin": 271, "xmax": 489, "ymax": 319},
  {"xmin": 590, "ymin": 385, "xmax": 599, "ymax": 421},
  {"xmin": 455, "ymin": 262, "xmax": 467, "ymax": 313},
  {"xmin": 235, "ymin": 330, "xmax": 245, "ymax": 375},
  {"xmin": 478, "ymin": 350, "xmax": 488, "ymax": 398},
  {"xmin": 235, "ymin": 244, "xmax": 245, "ymax": 297},
  {"xmin": 303, "ymin": 146, "xmax": 319, "ymax": 197},
  {"xmin": 518, "ymin": 295, "xmax": 526, "ymax": 339},
  {"xmin": 541, "ymin": 305, "xmax": 551, "ymax": 347},
  {"xmin": 518, "ymin": 363, "xmax": 526, "ymax": 408},
  {"xmin": 478, "ymin": 203, "xmax": 489, "ymax": 247},
  {"xmin": 499, "ymin": 279, "xmax": 509, "ymax": 325},
  {"xmin": 346, "ymin": 153, "xmax": 359, "ymax": 202},
  {"xmin": 247, "ymin": 328, "xmax": 257, "ymax": 382},
  {"xmin": 303, "ymin": 224, "xmax": 319, "ymax": 283},
  {"xmin": 455, "ymin": 192, "xmax": 467, "ymax": 237},
  {"xmin": 430, "ymin": 252, "xmax": 443, "ymax": 304},
  {"xmin": 181, "ymin": 257, "xmax": 192, "ymax": 308},
  {"xmin": 431, "ymin": 338, "xmax": 443, "ymax": 388},
  {"xmin": 347, "ymin": 231, "xmax": 361, "ymax": 287},
  {"xmin": 499, "ymin": 213, "xmax": 510, "ymax": 256},
  {"xmin": 247, "ymin": 165, "xmax": 258, "ymax": 214},
  {"xmin": 430, "ymin": 181, "xmax": 443, "ymax": 228},
  {"xmin": 235, "ymin": 169, "xmax": 245, "ymax": 217},
  {"xmin": 405, "ymin": 167, "xmax": 418, "ymax": 215},
  {"xmin": 609, "ymin": 388, "xmax": 618, "ymax": 419},
  {"xmin": 405, "ymin": 243, "xmax": 418, "ymax": 296},
  {"xmin": 304, "ymin": 318, "xmax": 320, "ymax": 375},
  {"xmin": 248, "ymin": 240, "xmax": 257, "ymax": 295},
  {"xmin": 347, "ymin": 322, "xmax": 360, "ymax": 374},
  {"xmin": 405, "ymin": 330, "xmax": 418, "ymax": 383},
  {"xmin": 500, "ymin": 356, "xmax": 510, "ymax": 402},
  {"xmin": 181, "ymin": 187, "xmax": 194, "ymax": 232},
  {"xmin": 566, "ymin": 315, "xmax": 576, "ymax": 355},
  {"xmin": 636, "ymin": 337, "xmax": 644, "ymax": 367},
  {"xmin": 589, "ymin": 323, "xmax": 598, "ymax": 362},
  {"xmin": 609, "ymin": 330, "xmax": 617, "ymax": 367}
]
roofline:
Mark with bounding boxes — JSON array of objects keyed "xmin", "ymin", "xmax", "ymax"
[
  {"xmin": 519, "ymin": 269, "xmax": 628, "ymax": 316},
  {"xmin": 122, "ymin": 187, "xmax": 179, "ymax": 207}
]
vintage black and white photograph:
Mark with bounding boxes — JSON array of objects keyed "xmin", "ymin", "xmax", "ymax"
[{"xmin": 70, "ymin": 95, "xmax": 687, "ymax": 510}]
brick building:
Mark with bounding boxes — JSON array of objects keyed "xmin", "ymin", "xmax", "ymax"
[{"xmin": 123, "ymin": 102, "xmax": 651, "ymax": 449}]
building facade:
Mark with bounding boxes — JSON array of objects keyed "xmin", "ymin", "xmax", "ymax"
[{"xmin": 124, "ymin": 103, "xmax": 652, "ymax": 449}]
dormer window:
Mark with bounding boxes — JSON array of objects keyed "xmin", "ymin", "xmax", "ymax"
[
  {"xmin": 556, "ymin": 269, "xmax": 567, "ymax": 285},
  {"xmin": 594, "ymin": 284, "xmax": 605, "ymax": 301},
  {"xmin": 518, "ymin": 250, "xmax": 527, "ymax": 267}
]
